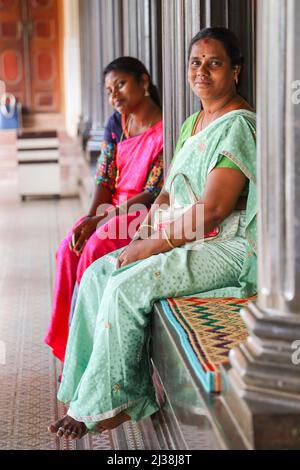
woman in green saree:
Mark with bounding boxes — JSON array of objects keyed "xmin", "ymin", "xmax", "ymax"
[{"xmin": 48, "ymin": 27, "xmax": 257, "ymax": 439}]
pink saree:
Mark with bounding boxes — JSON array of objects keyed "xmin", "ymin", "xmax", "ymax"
[{"xmin": 45, "ymin": 121, "xmax": 163, "ymax": 362}]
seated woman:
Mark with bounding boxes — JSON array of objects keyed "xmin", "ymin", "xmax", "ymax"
[
  {"xmin": 48, "ymin": 27, "xmax": 257, "ymax": 440},
  {"xmin": 45, "ymin": 57, "xmax": 163, "ymax": 363}
]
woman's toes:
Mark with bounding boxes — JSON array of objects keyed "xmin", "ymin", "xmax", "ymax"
[
  {"xmin": 50, "ymin": 415, "xmax": 87, "ymax": 440},
  {"xmin": 56, "ymin": 426, "xmax": 65, "ymax": 437},
  {"xmin": 56, "ymin": 421, "xmax": 69, "ymax": 437},
  {"xmin": 63, "ymin": 428, "xmax": 73, "ymax": 439},
  {"xmin": 69, "ymin": 430, "xmax": 79, "ymax": 440},
  {"xmin": 48, "ymin": 418, "xmax": 64, "ymax": 434},
  {"xmin": 74, "ymin": 424, "xmax": 87, "ymax": 440},
  {"xmin": 67, "ymin": 424, "xmax": 78, "ymax": 440},
  {"xmin": 70, "ymin": 423, "xmax": 87, "ymax": 440}
]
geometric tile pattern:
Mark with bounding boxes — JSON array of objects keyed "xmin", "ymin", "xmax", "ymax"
[{"xmin": 163, "ymin": 296, "xmax": 256, "ymax": 392}]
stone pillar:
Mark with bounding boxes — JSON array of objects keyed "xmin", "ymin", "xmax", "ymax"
[
  {"xmin": 78, "ymin": 0, "xmax": 93, "ymax": 147},
  {"xmin": 84, "ymin": 0, "xmax": 124, "ymax": 155},
  {"xmin": 223, "ymin": 0, "xmax": 300, "ymax": 450},
  {"xmin": 63, "ymin": 0, "xmax": 82, "ymax": 137},
  {"xmin": 78, "ymin": 0, "xmax": 162, "ymax": 156},
  {"xmin": 162, "ymin": 0, "xmax": 255, "ymax": 167},
  {"xmin": 87, "ymin": 0, "xmax": 104, "ymax": 155},
  {"xmin": 99, "ymin": 0, "xmax": 123, "ymax": 124},
  {"xmin": 122, "ymin": 0, "xmax": 162, "ymax": 91}
]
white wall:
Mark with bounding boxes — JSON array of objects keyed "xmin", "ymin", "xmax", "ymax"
[{"xmin": 63, "ymin": 0, "xmax": 82, "ymax": 137}]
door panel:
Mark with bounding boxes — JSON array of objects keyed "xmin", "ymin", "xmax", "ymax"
[
  {"xmin": 0, "ymin": 0, "xmax": 60, "ymax": 112},
  {"xmin": 0, "ymin": 0, "xmax": 19, "ymax": 8},
  {"xmin": 0, "ymin": 0, "xmax": 26, "ymax": 105},
  {"xmin": 27, "ymin": 0, "xmax": 60, "ymax": 111}
]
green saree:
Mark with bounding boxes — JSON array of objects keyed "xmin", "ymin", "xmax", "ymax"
[{"xmin": 57, "ymin": 109, "xmax": 257, "ymax": 428}]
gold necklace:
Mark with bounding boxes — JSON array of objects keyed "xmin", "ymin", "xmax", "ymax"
[
  {"xmin": 127, "ymin": 114, "xmax": 156, "ymax": 137},
  {"xmin": 121, "ymin": 109, "xmax": 160, "ymax": 142}
]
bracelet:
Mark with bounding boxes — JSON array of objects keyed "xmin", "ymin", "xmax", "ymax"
[{"xmin": 162, "ymin": 228, "xmax": 176, "ymax": 250}]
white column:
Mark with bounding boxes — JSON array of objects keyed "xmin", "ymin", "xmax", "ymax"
[
  {"xmin": 257, "ymin": 0, "xmax": 300, "ymax": 314},
  {"xmin": 63, "ymin": 0, "xmax": 82, "ymax": 137}
]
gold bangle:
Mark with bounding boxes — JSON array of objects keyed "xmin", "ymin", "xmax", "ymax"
[{"xmin": 162, "ymin": 228, "xmax": 176, "ymax": 250}]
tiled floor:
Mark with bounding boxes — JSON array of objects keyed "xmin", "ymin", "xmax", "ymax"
[
  {"xmin": 0, "ymin": 164, "xmax": 161, "ymax": 450},
  {"xmin": 0, "ymin": 168, "xmax": 82, "ymax": 449}
]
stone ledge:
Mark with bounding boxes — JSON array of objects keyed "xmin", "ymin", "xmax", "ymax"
[{"xmin": 151, "ymin": 302, "xmax": 249, "ymax": 449}]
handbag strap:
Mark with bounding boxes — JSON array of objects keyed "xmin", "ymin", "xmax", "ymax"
[{"xmin": 169, "ymin": 172, "xmax": 198, "ymax": 206}]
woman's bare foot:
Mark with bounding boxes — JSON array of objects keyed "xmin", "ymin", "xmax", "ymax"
[
  {"xmin": 95, "ymin": 410, "xmax": 131, "ymax": 433},
  {"xmin": 48, "ymin": 415, "xmax": 88, "ymax": 440},
  {"xmin": 48, "ymin": 410, "xmax": 130, "ymax": 439}
]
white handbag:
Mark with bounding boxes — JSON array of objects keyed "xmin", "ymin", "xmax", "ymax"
[{"xmin": 153, "ymin": 172, "xmax": 219, "ymax": 242}]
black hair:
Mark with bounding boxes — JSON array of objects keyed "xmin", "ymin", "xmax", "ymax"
[
  {"xmin": 188, "ymin": 27, "xmax": 244, "ymax": 69},
  {"xmin": 103, "ymin": 56, "xmax": 161, "ymax": 108}
]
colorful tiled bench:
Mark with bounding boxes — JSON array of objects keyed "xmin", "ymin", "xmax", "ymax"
[{"xmin": 159, "ymin": 296, "xmax": 256, "ymax": 392}]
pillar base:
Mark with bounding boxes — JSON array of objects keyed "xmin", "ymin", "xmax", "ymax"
[{"xmin": 221, "ymin": 301, "xmax": 300, "ymax": 449}]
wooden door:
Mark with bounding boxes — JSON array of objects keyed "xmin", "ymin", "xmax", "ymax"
[
  {"xmin": 0, "ymin": 0, "xmax": 26, "ymax": 105},
  {"xmin": 0, "ymin": 0, "xmax": 61, "ymax": 113},
  {"xmin": 26, "ymin": 0, "xmax": 60, "ymax": 112}
]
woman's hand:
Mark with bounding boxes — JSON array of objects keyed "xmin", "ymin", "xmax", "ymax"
[
  {"xmin": 70, "ymin": 216, "xmax": 101, "ymax": 256},
  {"xmin": 117, "ymin": 239, "xmax": 154, "ymax": 268}
]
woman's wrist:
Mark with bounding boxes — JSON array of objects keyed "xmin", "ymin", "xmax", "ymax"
[
  {"xmin": 144, "ymin": 235, "xmax": 171, "ymax": 255},
  {"xmin": 162, "ymin": 228, "xmax": 176, "ymax": 249},
  {"xmin": 137, "ymin": 223, "xmax": 154, "ymax": 239},
  {"xmin": 92, "ymin": 206, "xmax": 117, "ymax": 224}
]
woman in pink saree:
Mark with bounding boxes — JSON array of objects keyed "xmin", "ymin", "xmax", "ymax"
[{"xmin": 45, "ymin": 57, "xmax": 163, "ymax": 363}]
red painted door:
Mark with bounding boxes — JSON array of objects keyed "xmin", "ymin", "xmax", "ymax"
[
  {"xmin": 26, "ymin": 0, "xmax": 60, "ymax": 112},
  {"xmin": 0, "ymin": 0, "xmax": 26, "ymax": 106},
  {"xmin": 0, "ymin": 0, "xmax": 61, "ymax": 113}
]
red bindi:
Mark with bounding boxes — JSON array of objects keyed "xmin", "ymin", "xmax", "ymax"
[{"xmin": 203, "ymin": 39, "xmax": 210, "ymax": 44}]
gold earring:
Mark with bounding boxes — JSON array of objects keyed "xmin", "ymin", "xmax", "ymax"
[
  {"xmin": 144, "ymin": 88, "xmax": 150, "ymax": 97},
  {"xmin": 235, "ymin": 76, "xmax": 239, "ymax": 85}
]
